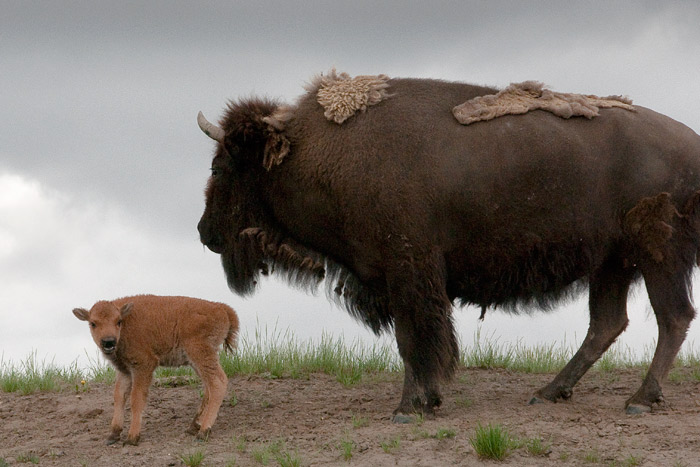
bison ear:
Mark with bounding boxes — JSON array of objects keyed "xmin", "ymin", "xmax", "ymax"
[
  {"xmin": 261, "ymin": 106, "xmax": 293, "ymax": 171},
  {"xmin": 120, "ymin": 303, "xmax": 134, "ymax": 319},
  {"xmin": 73, "ymin": 308, "xmax": 89, "ymax": 321},
  {"xmin": 262, "ymin": 130, "xmax": 290, "ymax": 171}
]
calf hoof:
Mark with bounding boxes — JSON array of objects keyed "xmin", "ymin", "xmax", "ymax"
[
  {"xmin": 124, "ymin": 435, "xmax": 140, "ymax": 446},
  {"xmin": 185, "ymin": 422, "xmax": 200, "ymax": 436},
  {"xmin": 106, "ymin": 428, "xmax": 122, "ymax": 445},
  {"xmin": 195, "ymin": 428, "xmax": 212, "ymax": 441}
]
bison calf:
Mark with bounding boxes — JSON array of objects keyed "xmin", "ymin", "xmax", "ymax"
[{"xmin": 73, "ymin": 294, "xmax": 239, "ymax": 445}]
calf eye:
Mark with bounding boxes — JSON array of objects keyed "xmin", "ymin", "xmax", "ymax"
[
  {"xmin": 117, "ymin": 320, "xmax": 122, "ymax": 327},
  {"xmin": 90, "ymin": 322, "xmax": 96, "ymax": 328}
]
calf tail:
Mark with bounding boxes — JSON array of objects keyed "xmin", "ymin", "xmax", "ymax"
[{"xmin": 223, "ymin": 306, "xmax": 240, "ymax": 354}]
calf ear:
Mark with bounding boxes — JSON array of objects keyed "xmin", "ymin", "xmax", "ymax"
[
  {"xmin": 120, "ymin": 303, "xmax": 134, "ymax": 319},
  {"xmin": 73, "ymin": 308, "xmax": 89, "ymax": 321}
]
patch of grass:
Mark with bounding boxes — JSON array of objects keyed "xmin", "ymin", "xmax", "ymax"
[
  {"xmin": 229, "ymin": 390, "xmax": 239, "ymax": 408},
  {"xmin": 232, "ymin": 435, "xmax": 247, "ymax": 453},
  {"xmin": 155, "ymin": 365, "xmax": 196, "ymax": 379},
  {"xmin": 15, "ymin": 452, "xmax": 39, "ymax": 464},
  {"xmin": 276, "ymin": 450, "xmax": 302, "ymax": 467},
  {"xmin": 251, "ymin": 439, "xmax": 299, "ymax": 466},
  {"xmin": 462, "ymin": 329, "xmax": 516, "ymax": 369},
  {"xmin": 380, "ymin": 436, "xmax": 401, "ymax": 453},
  {"xmin": 434, "ymin": 428, "xmax": 457, "ymax": 440},
  {"xmin": 178, "ymin": 449, "xmax": 206, "ymax": 467},
  {"xmin": 620, "ymin": 454, "xmax": 644, "ymax": 466},
  {"xmin": 339, "ymin": 438, "xmax": 355, "ymax": 461},
  {"xmin": 582, "ymin": 448, "xmax": 600, "ymax": 463},
  {"xmin": 461, "ymin": 329, "xmax": 572, "ymax": 373},
  {"xmin": 0, "ymin": 457, "xmax": 8, "ymax": 467},
  {"xmin": 5, "ymin": 324, "xmax": 700, "ymax": 395},
  {"xmin": 0, "ymin": 352, "xmax": 84, "ymax": 394},
  {"xmin": 523, "ymin": 436, "xmax": 552, "ymax": 456},
  {"xmin": 84, "ymin": 351, "xmax": 115, "ymax": 384},
  {"xmin": 454, "ymin": 396, "xmax": 473, "ymax": 408},
  {"xmin": 469, "ymin": 423, "xmax": 517, "ymax": 461},
  {"xmin": 219, "ymin": 325, "xmax": 401, "ymax": 386},
  {"xmin": 351, "ymin": 413, "xmax": 369, "ymax": 428},
  {"xmin": 412, "ymin": 412, "xmax": 425, "ymax": 426}
]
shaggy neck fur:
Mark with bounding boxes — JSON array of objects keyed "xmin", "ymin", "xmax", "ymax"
[{"xmin": 453, "ymin": 81, "xmax": 635, "ymax": 125}]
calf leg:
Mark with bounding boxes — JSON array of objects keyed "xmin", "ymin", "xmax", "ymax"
[
  {"xmin": 125, "ymin": 365, "xmax": 155, "ymax": 445},
  {"xmin": 186, "ymin": 343, "xmax": 228, "ymax": 439},
  {"xmin": 107, "ymin": 370, "xmax": 131, "ymax": 445},
  {"xmin": 625, "ymin": 266, "xmax": 695, "ymax": 413},
  {"xmin": 532, "ymin": 258, "xmax": 634, "ymax": 404}
]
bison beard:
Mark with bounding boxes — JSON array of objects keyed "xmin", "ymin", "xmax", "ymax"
[{"xmin": 197, "ymin": 75, "xmax": 700, "ymax": 421}]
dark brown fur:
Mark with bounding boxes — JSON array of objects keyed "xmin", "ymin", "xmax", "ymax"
[{"xmin": 197, "ymin": 77, "xmax": 700, "ymax": 419}]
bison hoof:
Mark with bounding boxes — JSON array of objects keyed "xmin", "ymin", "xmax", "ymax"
[
  {"xmin": 105, "ymin": 437, "xmax": 120, "ymax": 446},
  {"xmin": 392, "ymin": 413, "xmax": 415, "ymax": 424},
  {"xmin": 532, "ymin": 385, "xmax": 573, "ymax": 403},
  {"xmin": 625, "ymin": 404, "xmax": 652, "ymax": 415}
]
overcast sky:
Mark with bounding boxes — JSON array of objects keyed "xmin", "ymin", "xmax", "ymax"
[{"xmin": 2, "ymin": 1, "xmax": 700, "ymax": 368}]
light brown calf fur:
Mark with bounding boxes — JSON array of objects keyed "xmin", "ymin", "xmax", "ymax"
[{"xmin": 73, "ymin": 294, "xmax": 239, "ymax": 445}]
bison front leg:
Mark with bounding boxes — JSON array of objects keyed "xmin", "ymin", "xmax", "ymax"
[
  {"xmin": 107, "ymin": 371, "xmax": 131, "ymax": 445},
  {"xmin": 388, "ymin": 248, "xmax": 458, "ymax": 423},
  {"xmin": 531, "ymin": 258, "xmax": 634, "ymax": 405}
]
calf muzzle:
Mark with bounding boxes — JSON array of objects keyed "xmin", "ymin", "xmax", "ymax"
[{"xmin": 101, "ymin": 337, "xmax": 117, "ymax": 354}]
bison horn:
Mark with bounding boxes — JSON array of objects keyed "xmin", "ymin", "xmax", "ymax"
[{"xmin": 197, "ymin": 111, "xmax": 225, "ymax": 143}]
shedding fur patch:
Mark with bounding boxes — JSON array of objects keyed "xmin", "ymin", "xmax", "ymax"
[
  {"xmin": 624, "ymin": 193, "xmax": 679, "ymax": 263},
  {"xmin": 308, "ymin": 69, "xmax": 391, "ymax": 124},
  {"xmin": 453, "ymin": 81, "xmax": 634, "ymax": 125}
]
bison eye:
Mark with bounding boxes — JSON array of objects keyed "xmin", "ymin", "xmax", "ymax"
[
  {"xmin": 117, "ymin": 320, "xmax": 122, "ymax": 327},
  {"xmin": 210, "ymin": 167, "xmax": 220, "ymax": 177},
  {"xmin": 89, "ymin": 322, "xmax": 96, "ymax": 328}
]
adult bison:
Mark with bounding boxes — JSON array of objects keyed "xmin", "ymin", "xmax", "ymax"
[{"xmin": 196, "ymin": 72, "xmax": 700, "ymax": 421}]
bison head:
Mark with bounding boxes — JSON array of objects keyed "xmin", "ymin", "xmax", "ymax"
[
  {"xmin": 197, "ymin": 99, "xmax": 294, "ymax": 295},
  {"xmin": 73, "ymin": 301, "xmax": 133, "ymax": 355}
]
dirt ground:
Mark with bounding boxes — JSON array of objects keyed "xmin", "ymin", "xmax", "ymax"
[{"xmin": 1, "ymin": 367, "xmax": 700, "ymax": 466}]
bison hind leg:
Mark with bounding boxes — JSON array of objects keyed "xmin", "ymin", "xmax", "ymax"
[
  {"xmin": 625, "ymin": 263, "xmax": 695, "ymax": 413},
  {"xmin": 531, "ymin": 255, "xmax": 635, "ymax": 405}
]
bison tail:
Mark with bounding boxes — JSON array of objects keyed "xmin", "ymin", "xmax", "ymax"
[{"xmin": 682, "ymin": 190, "xmax": 700, "ymax": 266}]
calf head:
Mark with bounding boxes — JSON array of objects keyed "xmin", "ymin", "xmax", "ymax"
[{"xmin": 73, "ymin": 301, "xmax": 133, "ymax": 355}]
